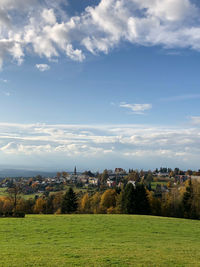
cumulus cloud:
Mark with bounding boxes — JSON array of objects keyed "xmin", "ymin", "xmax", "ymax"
[
  {"xmin": 0, "ymin": 122, "xmax": 199, "ymax": 169},
  {"xmin": 120, "ymin": 102, "xmax": 152, "ymax": 114},
  {"xmin": 35, "ymin": 63, "xmax": 50, "ymax": 72},
  {"xmin": 0, "ymin": 0, "xmax": 200, "ymax": 67}
]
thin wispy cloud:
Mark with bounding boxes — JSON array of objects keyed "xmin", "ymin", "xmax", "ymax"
[
  {"xmin": 0, "ymin": 79, "xmax": 8, "ymax": 83},
  {"xmin": 1, "ymin": 90, "xmax": 11, "ymax": 97},
  {"xmin": 35, "ymin": 64, "xmax": 50, "ymax": 72},
  {"xmin": 165, "ymin": 50, "xmax": 181, "ymax": 56},
  {"xmin": 190, "ymin": 116, "xmax": 200, "ymax": 125},
  {"xmin": 3, "ymin": 91, "xmax": 11, "ymax": 97},
  {"xmin": 161, "ymin": 94, "xmax": 200, "ymax": 102},
  {"xmin": 1, "ymin": 0, "xmax": 200, "ymax": 67},
  {"xmin": 120, "ymin": 103, "xmax": 152, "ymax": 115}
]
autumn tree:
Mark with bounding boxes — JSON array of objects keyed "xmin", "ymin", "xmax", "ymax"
[
  {"xmin": 53, "ymin": 192, "xmax": 63, "ymax": 213},
  {"xmin": 100, "ymin": 169, "xmax": 109, "ymax": 184},
  {"xmin": 115, "ymin": 191, "xmax": 123, "ymax": 214},
  {"xmin": 56, "ymin": 172, "xmax": 61, "ymax": 179},
  {"xmin": 147, "ymin": 191, "xmax": 161, "ymax": 216},
  {"xmin": 0, "ymin": 197, "xmax": 4, "ymax": 215},
  {"xmin": 62, "ymin": 171, "xmax": 68, "ymax": 179},
  {"xmin": 90, "ymin": 192, "xmax": 101, "ymax": 214},
  {"xmin": 127, "ymin": 171, "xmax": 140, "ymax": 183},
  {"xmin": 80, "ymin": 193, "xmax": 91, "ymax": 213},
  {"xmin": 3, "ymin": 198, "xmax": 13, "ymax": 214},
  {"xmin": 162, "ymin": 188, "xmax": 182, "ymax": 218},
  {"xmin": 186, "ymin": 170, "xmax": 193, "ymax": 176},
  {"xmin": 191, "ymin": 180, "xmax": 200, "ymax": 218},
  {"xmin": 34, "ymin": 198, "xmax": 47, "ymax": 214},
  {"xmin": 100, "ymin": 189, "xmax": 117, "ymax": 213},
  {"xmin": 146, "ymin": 173, "xmax": 153, "ymax": 183},
  {"xmin": 8, "ymin": 183, "xmax": 22, "ymax": 213},
  {"xmin": 22, "ymin": 199, "xmax": 35, "ymax": 214}
]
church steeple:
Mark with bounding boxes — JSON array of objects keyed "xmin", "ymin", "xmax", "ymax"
[{"xmin": 74, "ymin": 166, "xmax": 77, "ymax": 175}]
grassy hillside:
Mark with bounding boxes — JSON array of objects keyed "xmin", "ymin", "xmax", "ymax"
[{"xmin": 0, "ymin": 215, "xmax": 200, "ymax": 266}]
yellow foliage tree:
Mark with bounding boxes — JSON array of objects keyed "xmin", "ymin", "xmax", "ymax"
[
  {"xmin": 2, "ymin": 197, "xmax": 13, "ymax": 213},
  {"xmin": 80, "ymin": 193, "xmax": 91, "ymax": 213},
  {"xmin": 100, "ymin": 189, "xmax": 117, "ymax": 213},
  {"xmin": 90, "ymin": 192, "xmax": 101, "ymax": 214},
  {"xmin": 34, "ymin": 198, "xmax": 47, "ymax": 214},
  {"xmin": 53, "ymin": 192, "xmax": 63, "ymax": 213}
]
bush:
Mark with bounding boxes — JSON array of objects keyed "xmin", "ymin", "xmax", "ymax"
[
  {"xmin": 13, "ymin": 211, "xmax": 25, "ymax": 218},
  {"xmin": 2, "ymin": 211, "xmax": 25, "ymax": 218},
  {"xmin": 4, "ymin": 211, "xmax": 13, "ymax": 217}
]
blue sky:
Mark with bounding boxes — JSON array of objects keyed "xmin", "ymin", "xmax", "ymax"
[{"xmin": 0, "ymin": 0, "xmax": 200, "ymax": 171}]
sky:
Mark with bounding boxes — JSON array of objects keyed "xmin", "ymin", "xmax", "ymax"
[{"xmin": 0, "ymin": 0, "xmax": 200, "ymax": 171}]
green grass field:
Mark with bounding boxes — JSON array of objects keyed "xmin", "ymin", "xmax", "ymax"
[{"xmin": 0, "ymin": 215, "xmax": 200, "ymax": 266}]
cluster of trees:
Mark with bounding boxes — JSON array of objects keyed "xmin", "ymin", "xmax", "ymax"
[
  {"xmin": 80, "ymin": 183, "xmax": 150, "ymax": 214},
  {"xmin": 1, "ymin": 179, "xmax": 200, "ymax": 220},
  {"xmin": 148, "ymin": 179, "xmax": 200, "ymax": 219}
]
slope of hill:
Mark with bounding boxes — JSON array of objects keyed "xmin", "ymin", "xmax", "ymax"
[{"xmin": 0, "ymin": 215, "xmax": 199, "ymax": 266}]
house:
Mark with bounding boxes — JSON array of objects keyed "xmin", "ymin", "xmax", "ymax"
[
  {"xmin": 127, "ymin": 180, "xmax": 136, "ymax": 187},
  {"xmin": 78, "ymin": 175, "xmax": 89, "ymax": 184},
  {"xmin": 107, "ymin": 179, "xmax": 116, "ymax": 187},
  {"xmin": 88, "ymin": 178, "xmax": 98, "ymax": 185}
]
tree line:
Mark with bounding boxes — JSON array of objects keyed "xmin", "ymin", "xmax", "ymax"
[{"xmin": 0, "ymin": 179, "xmax": 200, "ymax": 219}]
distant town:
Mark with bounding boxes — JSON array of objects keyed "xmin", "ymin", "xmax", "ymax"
[
  {"xmin": 1, "ymin": 166, "xmax": 200, "ymax": 197},
  {"xmin": 0, "ymin": 166, "xmax": 199, "ymax": 220}
]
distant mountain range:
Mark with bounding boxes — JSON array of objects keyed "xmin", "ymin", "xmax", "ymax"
[{"xmin": 0, "ymin": 169, "xmax": 57, "ymax": 178}]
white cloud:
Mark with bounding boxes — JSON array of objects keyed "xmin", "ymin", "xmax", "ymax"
[
  {"xmin": 120, "ymin": 102, "xmax": 152, "ymax": 114},
  {"xmin": 41, "ymin": 8, "xmax": 57, "ymax": 26},
  {"xmin": 135, "ymin": 0, "xmax": 197, "ymax": 22},
  {"xmin": 65, "ymin": 44, "xmax": 85, "ymax": 62},
  {"xmin": 0, "ymin": 122, "xmax": 198, "ymax": 170},
  {"xmin": 190, "ymin": 116, "xmax": 200, "ymax": 125},
  {"xmin": 0, "ymin": 0, "xmax": 200, "ymax": 67},
  {"xmin": 35, "ymin": 64, "xmax": 50, "ymax": 72}
]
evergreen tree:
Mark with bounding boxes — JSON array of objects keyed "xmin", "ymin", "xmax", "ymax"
[
  {"xmin": 122, "ymin": 183, "xmax": 136, "ymax": 214},
  {"xmin": 122, "ymin": 183, "xmax": 150, "ymax": 214},
  {"xmin": 182, "ymin": 179, "xmax": 197, "ymax": 219},
  {"xmin": 182, "ymin": 179, "xmax": 192, "ymax": 218},
  {"xmin": 61, "ymin": 188, "xmax": 78, "ymax": 214},
  {"xmin": 134, "ymin": 184, "xmax": 150, "ymax": 214}
]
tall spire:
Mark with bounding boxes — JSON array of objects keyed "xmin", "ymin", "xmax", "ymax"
[{"xmin": 74, "ymin": 166, "xmax": 77, "ymax": 175}]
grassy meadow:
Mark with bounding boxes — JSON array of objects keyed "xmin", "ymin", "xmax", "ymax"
[{"xmin": 0, "ymin": 215, "xmax": 200, "ymax": 266}]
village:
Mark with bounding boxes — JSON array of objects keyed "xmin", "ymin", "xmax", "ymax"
[{"xmin": 0, "ymin": 167, "xmax": 199, "ymax": 198}]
